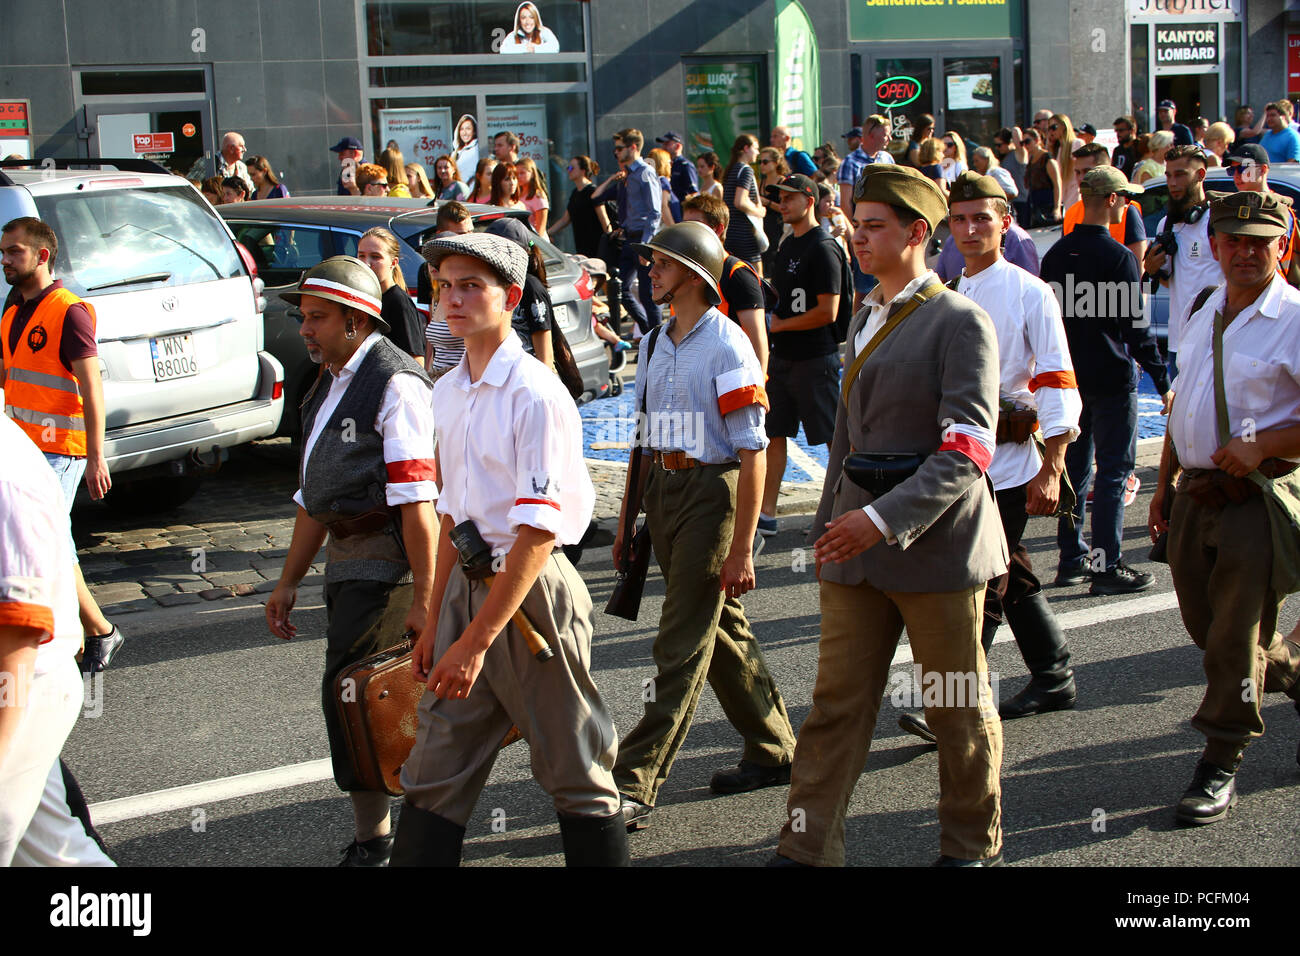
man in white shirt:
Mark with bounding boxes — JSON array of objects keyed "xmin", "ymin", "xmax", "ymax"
[
  {"xmin": 0, "ymin": 414, "xmax": 114, "ymax": 866},
  {"xmin": 217, "ymin": 132, "xmax": 255, "ymax": 197},
  {"xmin": 1149, "ymin": 191, "xmax": 1300, "ymax": 826},
  {"xmin": 391, "ymin": 232, "xmax": 628, "ymax": 867},
  {"xmin": 1143, "ymin": 145, "xmax": 1221, "ymax": 380},
  {"xmin": 265, "ymin": 257, "xmax": 438, "ymax": 866},
  {"xmin": 900, "ymin": 173, "xmax": 1081, "ymax": 749}
]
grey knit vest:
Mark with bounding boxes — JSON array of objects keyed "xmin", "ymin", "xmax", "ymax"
[{"xmin": 300, "ymin": 337, "xmax": 432, "ymax": 583}]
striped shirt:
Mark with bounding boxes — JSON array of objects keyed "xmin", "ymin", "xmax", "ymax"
[
  {"xmin": 424, "ymin": 316, "xmax": 465, "ymax": 371},
  {"xmin": 635, "ymin": 308, "xmax": 768, "ymax": 463}
]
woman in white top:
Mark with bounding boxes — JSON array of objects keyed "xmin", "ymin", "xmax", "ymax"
[
  {"xmin": 499, "ymin": 2, "xmax": 559, "ymax": 53},
  {"xmin": 940, "ymin": 131, "xmax": 968, "ymax": 184},
  {"xmin": 970, "ymin": 146, "xmax": 1018, "ymax": 200},
  {"xmin": 695, "ymin": 150, "xmax": 724, "ymax": 199},
  {"xmin": 1048, "ymin": 113, "xmax": 1083, "ymax": 209},
  {"xmin": 452, "ymin": 114, "xmax": 479, "ymax": 178}
]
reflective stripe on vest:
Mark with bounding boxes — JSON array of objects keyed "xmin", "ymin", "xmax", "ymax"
[{"xmin": 1, "ymin": 287, "xmax": 92, "ymax": 456}]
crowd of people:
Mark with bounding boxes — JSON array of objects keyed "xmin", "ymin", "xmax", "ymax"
[{"xmin": 3, "ymin": 91, "xmax": 1300, "ymax": 868}]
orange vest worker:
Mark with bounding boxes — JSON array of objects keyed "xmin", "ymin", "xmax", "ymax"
[{"xmin": 1, "ymin": 287, "xmax": 93, "ymax": 457}]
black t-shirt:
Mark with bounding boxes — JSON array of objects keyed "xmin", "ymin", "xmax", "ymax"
[
  {"xmin": 380, "ymin": 285, "xmax": 424, "ymax": 358},
  {"xmin": 566, "ymin": 183, "xmax": 601, "ymax": 259},
  {"xmin": 512, "ymin": 274, "xmax": 553, "ymax": 353},
  {"xmin": 770, "ymin": 225, "xmax": 841, "ymax": 360},
  {"xmin": 718, "ymin": 255, "xmax": 765, "ymax": 318}
]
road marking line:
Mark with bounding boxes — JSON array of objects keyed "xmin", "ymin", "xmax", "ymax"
[
  {"xmin": 88, "ymin": 590, "xmax": 1180, "ymax": 825},
  {"xmin": 89, "ymin": 759, "xmax": 333, "ymax": 825},
  {"xmin": 785, "ymin": 442, "xmax": 827, "ymax": 484}
]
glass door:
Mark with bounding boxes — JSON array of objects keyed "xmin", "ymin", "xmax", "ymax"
[
  {"xmin": 941, "ymin": 56, "xmax": 1003, "ymax": 150},
  {"xmin": 871, "ymin": 57, "xmax": 934, "ymax": 162}
]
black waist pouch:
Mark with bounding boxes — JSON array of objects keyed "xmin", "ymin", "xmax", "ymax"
[{"xmin": 843, "ymin": 453, "xmax": 925, "ymax": 499}]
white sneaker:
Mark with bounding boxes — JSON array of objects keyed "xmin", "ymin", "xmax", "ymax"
[{"xmin": 1123, "ymin": 472, "xmax": 1140, "ymax": 507}]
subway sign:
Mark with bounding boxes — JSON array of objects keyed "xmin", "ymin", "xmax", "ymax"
[{"xmin": 876, "ymin": 75, "xmax": 922, "ymax": 108}]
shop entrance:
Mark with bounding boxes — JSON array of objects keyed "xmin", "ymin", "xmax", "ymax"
[{"xmin": 1154, "ymin": 74, "xmax": 1219, "ymax": 130}]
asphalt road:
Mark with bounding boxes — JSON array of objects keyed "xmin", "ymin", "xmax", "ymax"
[{"xmin": 63, "ymin": 478, "xmax": 1300, "ymax": 869}]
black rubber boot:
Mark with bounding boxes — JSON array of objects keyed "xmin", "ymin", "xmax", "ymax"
[
  {"xmin": 980, "ymin": 612, "xmax": 1000, "ymax": 657},
  {"xmin": 1004, "ymin": 590, "xmax": 1074, "ymax": 694},
  {"xmin": 389, "ymin": 803, "xmax": 465, "ymax": 867},
  {"xmin": 557, "ymin": 811, "xmax": 631, "ymax": 867}
]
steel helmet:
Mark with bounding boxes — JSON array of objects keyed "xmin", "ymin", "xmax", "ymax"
[
  {"xmin": 280, "ymin": 255, "xmax": 390, "ymax": 332},
  {"xmin": 631, "ymin": 221, "xmax": 725, "ymax": 305}
]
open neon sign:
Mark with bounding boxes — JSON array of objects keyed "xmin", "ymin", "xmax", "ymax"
[{"xmin": 876, "ymin": 75, "xmax": 922, "ymax": 108}]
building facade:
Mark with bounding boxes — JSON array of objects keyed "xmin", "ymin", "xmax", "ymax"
[{"xmin": 1, "ymin": 0, "xmax": 1293, "ymax": 218}]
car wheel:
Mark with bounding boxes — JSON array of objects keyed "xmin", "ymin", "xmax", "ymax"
[{"xmin": 104, "ymin": 475, "xmax": 203, "ymax": 514}]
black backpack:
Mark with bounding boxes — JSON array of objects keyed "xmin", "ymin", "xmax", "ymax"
[{"xmin": 822, "ymin": 233, "xmax": 856, "ymax": 344}]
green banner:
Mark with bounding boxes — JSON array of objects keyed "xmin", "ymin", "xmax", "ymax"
[
  {"xmin": 684, "ymin": 60, "xmax": 763, "ymax": 157},
  {"xmin": 774, "ymin": 0, "xmax": 820, "ymax": 153},
  {"xmin": 849, "ymin": 0, "xmax": 1013, "ymax": 43}
]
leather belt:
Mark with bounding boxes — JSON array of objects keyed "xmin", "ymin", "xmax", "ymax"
[
  {"xmin": 1179, "ymin": 459, "xmax": 1299, "ymax": 509},
  {"xmin": 329, "ymin": 508, "xmax": 396, "ymax": 539},
  {"xmin": 654, "ymin": 450, "xmax": 700, "ymax": 471}
]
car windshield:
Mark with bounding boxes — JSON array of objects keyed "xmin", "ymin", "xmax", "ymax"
[{"xmin": 34, "ymin": 185, "xmax": 243, "ymax": 298}]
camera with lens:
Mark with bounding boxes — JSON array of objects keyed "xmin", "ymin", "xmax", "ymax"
[{"xmin": 1151, "ymin": 230, "xmax": 1178, "ymax": 258}]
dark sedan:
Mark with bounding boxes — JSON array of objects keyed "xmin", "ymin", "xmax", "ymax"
[{"xmin": 220, "ymin": 197, "xmax": 609, "ymax": 437}]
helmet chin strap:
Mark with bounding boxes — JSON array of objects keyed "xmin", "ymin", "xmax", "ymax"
[{"xmin": 654, "ymin": 276, "xmax": 689, "ymax": 306}]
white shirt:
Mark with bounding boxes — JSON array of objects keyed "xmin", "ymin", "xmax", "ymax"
[
  {"xmin": 1157, "ymin": 211, "xmax": 1221, "ymax": 352},
  {"xmin": 1169, "ymin": 275, "xmax": 1300, "ymax": 470},
  {"xmin": 293, "ymin": 331, "xmax": 438, "ymax": 509},
  {"xmin": 0, "ymin": 416, "xmax": 80, "ymax": 675},
  {"xmin": 988, "ymin": 165, "xmax": 1019, "ymax": 200},
  {"xmin": 955, "ymin": 256, "xmax": 1082, "ymax": 490},
  {"xmin": 434, "ymin": 332, "xmax": 594, "ymax": 553}
]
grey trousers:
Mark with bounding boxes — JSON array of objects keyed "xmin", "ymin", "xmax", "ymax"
[{"xmin": 399, "ymin": 553, "xmax": 621, "ymax": 824}]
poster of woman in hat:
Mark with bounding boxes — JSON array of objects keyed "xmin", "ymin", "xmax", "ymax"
[{"xmin": 499, "ymin": 2, "xmax": 559, "ymax": 54}]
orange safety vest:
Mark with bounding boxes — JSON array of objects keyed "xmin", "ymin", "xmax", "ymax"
[
  {"xmin": 1, "ymin": 286, "xmax": 93, "ymax": 456},
  {"xmin": 1061, "ymin": 199, "xmax": 1142, "ymax": 245},
  {"xmin": 718, "ymin": 257, "xmax": 761, "ymax": 319}
]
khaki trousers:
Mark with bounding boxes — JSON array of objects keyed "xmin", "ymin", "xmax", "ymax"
[
  {"xmin": 778, "ymin": 580, "xmax": 1003, "ymax": 865},
  {"xmin": 1168, "ymin": 491, "xmax": 1300, "ymax": 768},
  {"xmin": 614, "ymin": 462, "xmax": 795, "ymax": 806},
  {"xmin": 400, "ymin": 554, "xmax": 621, "ymax": 825}
]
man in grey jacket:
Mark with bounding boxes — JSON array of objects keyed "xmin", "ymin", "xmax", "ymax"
[{"xmin": 771, "ymin": 165, "xmax": 1008, "ymax": 867}]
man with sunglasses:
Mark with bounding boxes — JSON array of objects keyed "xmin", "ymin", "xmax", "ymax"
[
  {"xmin": 1111, "ymin": 116, "xmax": 1141, "ymax": 179},
  {"xmin": 355, "ymin": 163, "xmax": 390, "ymax": 197},
  {"xmin": 1226, "ymin": 143, "xmax": 1300, "ymax": 288}
]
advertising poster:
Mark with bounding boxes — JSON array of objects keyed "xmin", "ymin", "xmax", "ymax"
[
  {"xmin": 685, "ymin": 61, "xmax": 762, "ymax": 156},
  {"xmin": 945, "ymin": 73, "xmax": 996, "ymax": 111},
  {"xmin": 484, "ymin": 104, "xmax": 548, "ymax": 166},
  {"xmin": 378, "ymin": 107, "xmax": 453, "ymax": 170}
]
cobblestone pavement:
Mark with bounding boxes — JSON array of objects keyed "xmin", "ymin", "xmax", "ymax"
[{"xmin": 75, "ymin": 438, "xmax": 821, "ymax": 614}]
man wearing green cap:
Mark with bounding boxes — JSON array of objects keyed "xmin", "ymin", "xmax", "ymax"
[
  {"xmin": 611, "ymin": 221, "xmax": 795, "ymax": 831},
  {"xmin": 1148, "ymin": 189, "xmax": 1300, "ymax": 825},
  {"xmin": 772, "ymin": 164, "xmax": 1007, "ymax": 867}
]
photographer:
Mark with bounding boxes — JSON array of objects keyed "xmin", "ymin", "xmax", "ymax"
[{"xmin": 1143, "ymin": 145, "xmax": 1221, "ymax": 379}]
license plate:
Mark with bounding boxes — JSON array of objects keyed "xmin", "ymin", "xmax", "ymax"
[{"xmin": 149, "ymin": 333, "xmax": 199, "ymax": 382}]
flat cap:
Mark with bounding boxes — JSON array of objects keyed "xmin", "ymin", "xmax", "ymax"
[
  {"xmin": 421, "ymin": 231, "xmax": 528, "ymax": 288},
  {"xmin": 1080, "ymin": 166, "xmax": 1144, "ymax": 198},
  {"xmin": 1209, "ymin": 191, "xmax": 1289, "ymax": 239},
  {"xmin": 948, "ymin": 170, "xmax": 1007, "ymax": 207},
  {"xmin": 851, "ymin": 163, "xmax": 948, "ymax": 232}
]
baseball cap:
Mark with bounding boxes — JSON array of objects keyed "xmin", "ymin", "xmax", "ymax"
[
  {"xmin": 330, "ymin": 136, "xmax": 363, "ymax": 153},
  {"xmin": 772, "ymin": 173, "xmax": 817, "ymax": 201},
  {"xmin": 1080, "ymin": 166, "xmax": 1144, "ymax": 198},
  {"xmin": 1157, "ymin": 99, "xmax": 1177, "ymax": 111},
  {"xmin": 421, "ymin": 232, "xmax": 528, "ymax": 289},
  {"xmin": 1077, "ymin": 123, "xmax": 1097, "ymax": 137},
  {"xmin": 1226, "ymin": 143, "xmax": 1269, "ymax": 167},
  {"xmin": 655, "ymin": 131, "xmax": 684, "ymax": 145},
  {"xmin": 1209, "ymin": 191, "xmax": 1289, "ymax": 239},
  {"xmin": 844, "ymin": 126, "xmax": 864, "ymax": 139}
]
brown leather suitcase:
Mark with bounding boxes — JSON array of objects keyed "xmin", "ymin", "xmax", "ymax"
[{"xmin": 334, "ymin": 640, "xmax": 524, "ymax": 797}]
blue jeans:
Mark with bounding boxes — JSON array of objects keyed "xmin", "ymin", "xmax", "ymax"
[
  {"xmin": 1056, "ymin": 389, "xmax": 1137, "ymax": 572},
  {"xmin": 43, "ymin": 452, "xmax": 85, "ymax": 565},
  {"xmin": 618, "ymin": 231, "xmax": 661, "ymax": 335}
]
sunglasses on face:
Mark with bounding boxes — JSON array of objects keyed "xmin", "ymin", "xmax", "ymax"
[
  {"xmin": 1048, "ymin": 125, "xmax": 1060, "ymax": 132},
  {"xmin": 944, "ymin": 140, "xmax": 956, "ymax": 147},
  {"xmin": 760, "ymin": 158, "xmax": 773, "ymax": 164}
]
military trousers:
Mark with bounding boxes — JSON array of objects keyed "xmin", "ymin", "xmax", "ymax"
[
  {"xmin": 778, "ymin": 579, "xmax": 1003, "ymax": 865},
  {"xmin": 1168, "ymin": 490, "xmax": 1300, "ymax": 769},
  {"xmin": 613, "ymin": 461, "xmax": 796, "ymax": 806}
]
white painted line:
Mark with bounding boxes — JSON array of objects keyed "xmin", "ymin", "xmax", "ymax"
[
  {"xmin": 785, "ymin": 441, "xmax": 827, "ymax": 484},
  {"xmin": 889, "ymin": 588, "xmax": 1180, "ymax": 667},
  {"xmin": 88, "ymin": 589, "xmax": 1181, "ymax": 826},
  {"xmin": 89, "ymin": 759, "xmax": 333, "ymax": 825}
]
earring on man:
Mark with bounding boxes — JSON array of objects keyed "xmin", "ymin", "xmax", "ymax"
[{"xmin": 345, "ymin": 318, "xmax": 356, "ymax": 340}]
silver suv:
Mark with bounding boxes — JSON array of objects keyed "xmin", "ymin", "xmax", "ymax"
[{"xmin": 0, "ymin": 159, "xmax": 283, "ymax": 509}]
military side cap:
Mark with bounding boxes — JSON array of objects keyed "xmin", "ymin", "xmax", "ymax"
[
  {"xmin": 852, "ymin": 163, "xmax": 948, "ymax": 232},
  {"xmin": 1209, "ymin": 191, "xmax": 1289, "ymax": 239},
  {"xmin": 422, "ymin": 231, "xmax": 528, "ymax": 288},
  {"xmin": 1080, "ymin": 166, "xmax": 1143, "ymax": 198},
  {"xmin": 948, "ymin": 170, "xmax": 1007, "ymax": 207}
]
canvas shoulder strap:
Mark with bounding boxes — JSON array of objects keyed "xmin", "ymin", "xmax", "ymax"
[{"xmin": 840, "ymin": 281, "xmax": 945, "ymax": 405}]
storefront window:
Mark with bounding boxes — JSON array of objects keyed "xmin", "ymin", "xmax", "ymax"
[
  {"xmin": 1222, "ymin": 21, "xmax": 1242, "ymax": 122},
  {"xmin": 1130, "ymin": 24, "xmax": 1150, "ymax": 129},
  {"xmin": 366, "ymin": 1, "xmax": 585, "ymax": 57},
  {"xmin": 874, "ymin": 58, "xmax": 934, "ymax": 157},
  {"xmin": 943, "ymin": 57, "xmax": 1002, "ymax": 148}
]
